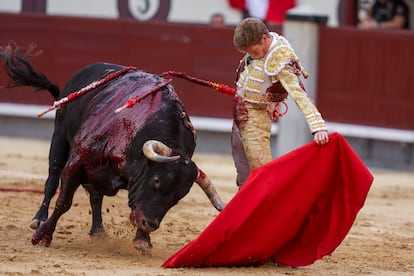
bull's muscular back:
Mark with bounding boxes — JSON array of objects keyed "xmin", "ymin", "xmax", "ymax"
[{"xmin": 58, "ymin": 63, "xmax": 187, "ymax": 175}]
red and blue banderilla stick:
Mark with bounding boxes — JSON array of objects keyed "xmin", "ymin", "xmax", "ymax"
[
  {"xmin": 114, "ymin": 79, "xmax": 172, "ymax": 113},
  {"xmin": 162, "ymin": 71, "xmax": 236, "ymax": 96},
  {"xmin": 116, "ymin": 71, "xmax": 235, "ymax": 113},
  {"xmin": 37, "ymin": 66, "xmax": 136, "ymax": 117},
  {"xmin": 162, "ymin": 70, "xmax": 289, "ymax": 117}
]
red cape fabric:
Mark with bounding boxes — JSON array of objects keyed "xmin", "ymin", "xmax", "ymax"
[{"xmin": 163, "ymin": 132, "xmax": 373, "ymax": 268}]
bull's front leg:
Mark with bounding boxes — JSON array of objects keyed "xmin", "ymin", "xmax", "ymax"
[
  {"xmin": 31, "ymin": 177, "xmax": 80, "ymax": 246},
  {"xmin": 89, "ymin": 192, "xmax": 106, "ymax": 236},
  {"xmin": 133, "ymin": 228, "xmax": 152, "ymax": 252},
  {"xmin": 130, "ymin": 209, "xmax": 152, "ymax": 252}
]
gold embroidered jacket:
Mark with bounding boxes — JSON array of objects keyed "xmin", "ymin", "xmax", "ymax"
[{"xmin": 236, "ymin": 32, "xmax": 327, "ymax": 133}]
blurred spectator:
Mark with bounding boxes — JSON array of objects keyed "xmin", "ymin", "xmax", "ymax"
[
  {"xmin": 228, "ymin": 0, "xmax": 295, "ymax": 25},
  {"xmin": 358, "ymin": 0, "xmax": 410, "ymax": 29},
  {"xmin": 210, "ymin": 13, "xmax": 226, "ymax": 27}
]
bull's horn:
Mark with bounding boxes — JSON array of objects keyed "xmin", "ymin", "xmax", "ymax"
[
  {"xmin": 142, "ymin": 140, "xmax": 180, "ymax": 162},
  {"xmin": 195, "ymin": 169, "xmax": 225, "ymax": 211}
]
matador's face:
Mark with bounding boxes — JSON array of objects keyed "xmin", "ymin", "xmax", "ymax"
[{"xmin": 243, "ymin": 34, "xmax": 272, "ymax": 60}]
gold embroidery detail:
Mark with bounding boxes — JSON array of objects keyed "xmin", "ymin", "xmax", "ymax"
[
  {"xmin": 243, "ymin": 90, "xmax": 287, "ymax": 104},
  {"xmin": 246, "ymin": 79, "xmax": 261, "ymax": 92},
  {"xmin": 265, "ymin": 46, "xmax": 298, "ymax": 76},
  {"xmin": 278, "ymin": 69, "xmax": 327, "ymax": 133},
  {"xmin": 249, "ymin": 69, "xmax": 265, "ymax": 81},
  {"xmin": 239, "ymin": 102, "xmax": 272, "ymax": 169}
]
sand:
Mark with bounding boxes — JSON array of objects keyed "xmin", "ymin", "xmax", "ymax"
[{"xmin": 0, "ymin": 135, "xmax": 413, "ymax": 275}]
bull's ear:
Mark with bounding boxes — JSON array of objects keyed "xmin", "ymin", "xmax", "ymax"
[{"xmin": 142, "ymin": 140, "xmax": 180, "ymax": 162}]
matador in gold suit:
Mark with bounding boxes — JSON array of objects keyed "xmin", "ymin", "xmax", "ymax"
[{"xmin": 231, "ymin": 30, "xmax": 328, "ymax": 187}]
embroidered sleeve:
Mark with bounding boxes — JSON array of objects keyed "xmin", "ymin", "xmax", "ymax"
[
  {"xmin": 278, "ymin": 67, "xmax": 328, "ymax": 133},
  {"xmin": 264, "ymin": 37, "xmax": 308, "ymax": 79},
  {"xmin": 264, "ymin": 45, "xmax": 299, "ymax": 76}
]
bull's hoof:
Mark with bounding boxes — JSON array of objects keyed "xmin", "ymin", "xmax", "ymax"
[
  {"xmin": 31, "ymin": 235, "xmax": 51, "ymax": 247},
  {"xmin": 89, "ymin": 225, "xmax": 107, "ymax": 237},
  {"xmin": 90, "ymin": 230, "xmax": 108, "ymax": 240},
  {"xmin": 133, "ymin": 238, "xmax": 152, "ymax": 253},
  {"xmin": 30, "ymin": 218, "xmax": 44, "ymax": 229},
  {"xmin": 31, "ymin": 227, "xmax": 52, "ymax": 246}
]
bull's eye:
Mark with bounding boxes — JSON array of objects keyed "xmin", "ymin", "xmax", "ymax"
[{"xmin": 153, "ymin": 176, "xmax": 161, "ymax": 190}]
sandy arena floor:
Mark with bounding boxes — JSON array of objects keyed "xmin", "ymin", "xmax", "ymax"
[{"xmin": 0, "ymin": 135, "xmax": 413, "ymax": 275}]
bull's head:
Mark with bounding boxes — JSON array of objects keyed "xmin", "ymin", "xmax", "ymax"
[{"xmin": 127, "ymin": 140, "xmax": 224, "ymax": 251}]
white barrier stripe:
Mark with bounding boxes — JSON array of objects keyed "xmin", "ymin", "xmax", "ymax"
[
  {"xmin": 1, "ymin": 103, "xmax": 413, "ymax": 142},
  {"xmin": 0, "ymin": 170, "xmax": 46, "ymax": 180},
  {"xmin": 327, "ymin": 122, "xmax": 414, "ymax": 143},
  {"xmin": 190, "ymin": 116, "xmax": 279, "ymax": 135},
  {"xmin": 0, "ymin": 103, "xmax": 55, "ymax": 119}
]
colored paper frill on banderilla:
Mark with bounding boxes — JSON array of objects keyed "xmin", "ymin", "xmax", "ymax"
[{"xmin": 163, "ymin": 132, "xmax": 373, "ymax": 268}]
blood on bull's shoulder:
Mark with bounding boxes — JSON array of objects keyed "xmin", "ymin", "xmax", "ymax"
[{"xmin": 0, "ymin": 43, "xmax": 224, "ymax": 252}]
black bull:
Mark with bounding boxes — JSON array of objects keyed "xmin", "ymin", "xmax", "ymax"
[{"xmin": 1, "ymin": 46, "xmax": 224, "ymax": 251}]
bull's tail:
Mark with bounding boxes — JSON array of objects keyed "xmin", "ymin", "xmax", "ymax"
[{"xmin": 0, "ymin": 42, "xmax": 60, "ymax": 100}]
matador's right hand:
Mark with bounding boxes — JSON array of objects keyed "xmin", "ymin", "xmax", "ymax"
[{"xmin": 314, "ymin": 130, "xmax": 329, "ymax": 145}]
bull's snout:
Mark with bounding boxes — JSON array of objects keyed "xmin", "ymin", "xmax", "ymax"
[{"xmin": 129, "ymin": 209, "xmax": 159, "ymax": 232}]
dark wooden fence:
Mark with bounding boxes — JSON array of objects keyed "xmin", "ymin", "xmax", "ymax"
[
  {"xmin": 0, "ymin": 13, "xmax": 240, "ymax": 118},
  {"xmin": 317, "ymin": 26, "xmax": 414, "ymax": 130}
]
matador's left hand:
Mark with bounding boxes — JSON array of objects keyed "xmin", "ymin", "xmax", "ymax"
[
  {"xmin": 266, "ymin": 102, "xmax": 280, "ymax": 121},
  {"xmin": 314, "ymin": 130, "xmax": 329, "ymax": 146}
]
